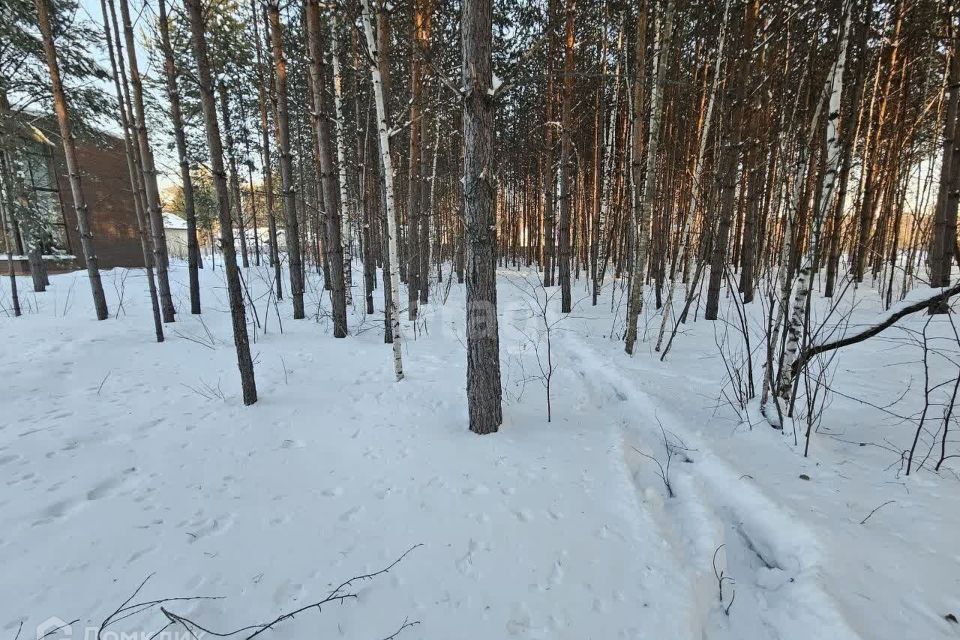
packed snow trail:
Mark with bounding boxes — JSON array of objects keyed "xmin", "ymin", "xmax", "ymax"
[{"xmin": 563, "ymin": 335, "xmax": 862, "ymax": 640}]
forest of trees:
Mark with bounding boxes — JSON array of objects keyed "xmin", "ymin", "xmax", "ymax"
[{"xmin": 2, "ymin": 0, "xmax": 958, "ymax": 434}]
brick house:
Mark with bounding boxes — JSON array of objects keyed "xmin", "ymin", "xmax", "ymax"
[{"xmin": 6, "ymin": 121, "xmax": 145, "ymax": 272}]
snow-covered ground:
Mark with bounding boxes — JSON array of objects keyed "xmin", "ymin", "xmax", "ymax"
[{"xmin": 1, "ymin": 261, "xmax": 958, "ymax": 640}]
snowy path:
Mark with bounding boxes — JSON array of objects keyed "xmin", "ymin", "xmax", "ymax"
[{"xmin": 562, "ymin": 334, "xmax": 862, "ymax": 640}]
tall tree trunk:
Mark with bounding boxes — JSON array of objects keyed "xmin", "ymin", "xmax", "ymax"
[
  {"xmin": 34, "ymin": 0, "xmax": 108, "ymax": 320},
  {"xmin": 184, "ymin": 0, "xmax": 257, "ymax": 404},
  {"xmin": 101, "ymin": 0, "xmax": 162, "ymax": 340},
  {"xmin": 0, "ymin": 155, "xmax": 21, "ymax": 316},
  {"xmin": 362, "ymin": 92, "xmax": 378, "ymax": 315},
  {"xmin": 776, "ymin": 2, "xmax": 853, "ymax": 408},
  {"xmin": 0, "ymin": 88, "xmax": 47, "ymax": 294},
  {"xmin": 305, "ymin": 0, "xmax": 348, "ymax": 336},
  {"xmin": 239, "ymin": 111, "xmax": 262, "ymax": 267},
  {"xmin": 219, "ymin": 84, "xmax": 250, "ymax": 270},
  {"xmin": 557, "ymin": 0, "xmax": 575, "ymax": 313},
  {"xmin": 704, "ymin": 0, "xmax": 758, "ymax": 321},
  {"xmin": 593, "ymin": 14, "xmax": 625, "ymax": 306},
  {"xmin": 330, "ymin": 13, "xmax": 354, "ymax": 306},
  {"xmin": 462, "ymin": 0, "xmax": 503, "ymax": 433},
  {"xmin": 157, "ymin": 0, "xmax": 200, "ymax": 314},
  {"xmin": 929, "ymin": 6, "xmax": 960, "ymax": 313},
  {"xmin": 542, "ymin": 0, "xmax": 559, "ymax": 286},
  {"xmin": 252, "ymin": 0, "xmax": 282, "ymax": 299},
  {"xmin": 624, "ymin": 0, "xmax": 674, "ymax": 354},
  {"xmin": 420, "ymin": 98, "xmax": 437, "ymax": 303},
  {"xmin": 117, "ymin": 0, "xmax": 175, "ymax": 322},
  {"xmin": 405, "ymin": 0, "xmax": 428, "ymax": 319},
  {"xmin": 655, "ymin": 0, "xmax": 730, "ymax": 351},
  {"xmin": 361, "ymin": 0, "xmax": 404, "ymax": 379},
  {"xmin": 268, "ymin": 0, "xmax": 306, "ymax": 319},
  {"xmin": 376, "ymin": 2, "xmax": 396, "ymax": 342}
]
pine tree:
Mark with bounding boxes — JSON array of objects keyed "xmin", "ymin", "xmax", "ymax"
[
  {"xmin": 462, "ymin": 0, "xmax": 502, "ymax": 434},
  {"xmin": 34, "ymin": 0, "xmax": 109, "ymax": 320},
  {"xmin": 184, "ymin": 0, "xmax": 257, "ymax": 405}
]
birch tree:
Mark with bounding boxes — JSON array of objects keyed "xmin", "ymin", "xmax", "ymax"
[
  {"xmin": 775, "ymin": 1, "xmax": 854, "ymax": 410},
  {"xmin": 624, "ymin": 0, "xmax": 674, "ymax": 355},
  {"xmin": 360, "ymin": 0, "xmax": 404, "ymax": 380},
  {"xmin": 329, "ymin": 14, "xmax": 354, "ymax": 307}
]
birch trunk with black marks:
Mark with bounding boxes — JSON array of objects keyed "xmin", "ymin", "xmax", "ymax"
[
  {"xmin": 624, "ymin": 0, "xmax": 673, "ymax": 355},
  {"xmin": 776, "ymin": 2, "xmax": 854, "ymax": 408},
  {"xmin": 361, "ymin": 0, "xmax": 404, "ymax": 379},
  {"xmin": 329, "ymin": 14, "xmax": 354, "ymax": 307}
]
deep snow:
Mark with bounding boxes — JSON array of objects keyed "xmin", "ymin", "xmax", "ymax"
[{"xmin": 1, "ymin": 260, "xmax": 958, "ymax": 640}]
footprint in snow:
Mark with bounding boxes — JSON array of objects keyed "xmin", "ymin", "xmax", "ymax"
[
  {"xmin": 513, "ymin": 509, "xmax": 534, "ymax": 523},
  {"xmin": 186, "ymin": 513, "xmax": 236, "ymax": 542},
  {"xmin": 456, "ymin": 539, "xmax": 480, "ymax": 579},
  {"xmin": 339, "ymin": 505, "xmax": 364, "ymax": 522},
  {"xmin": 32, "ymin": 497, "xmax": 84, "ymax": 526},
  {"xmin": 86, "ymin": 467, "xmax": 138, "ymax": 501},
  {"xmin": 464, "ymin": 484, "xmax": 490, "ymax": 496},
  {"xmin": 0, "ymin": 453, "xmax": 21, "ymax": 466}
]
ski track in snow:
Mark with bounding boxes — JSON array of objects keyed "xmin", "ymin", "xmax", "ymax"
[{"xmin": 565, "ymin": 335, "xmax": 862, "ymax": 640}]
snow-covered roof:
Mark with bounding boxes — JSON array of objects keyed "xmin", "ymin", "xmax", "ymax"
[{"xmin": 163, "ymin": 213, "xmax": 188, "ymax": 230}]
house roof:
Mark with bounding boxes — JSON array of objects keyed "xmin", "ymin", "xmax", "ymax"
[{"xmin": 163, "ymin": 213, "xmax": 188, "ymax": 230}]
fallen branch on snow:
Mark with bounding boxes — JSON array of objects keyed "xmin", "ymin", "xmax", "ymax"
[
  {"xmin": 156, "ymin": 544, "xmax": 422, "ymax": 640},
  {"xmin": 793, "ymin": 281, "xmax": 960, "ymax": 376}
]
